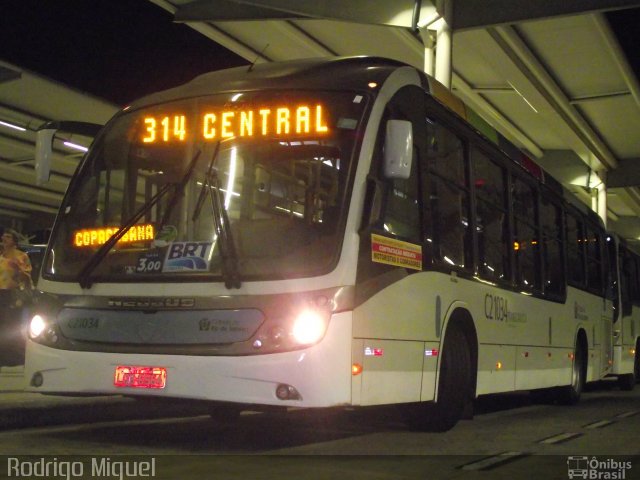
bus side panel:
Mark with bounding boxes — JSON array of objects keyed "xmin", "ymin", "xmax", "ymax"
[
  {"xmin": 613, "ymin": 307, "xmax": 640, "ymax": 375},
  {"xmin": 420, "ymin": 341, "xmax": 439, "ymax": 402},
  {"xmin": 514, "ymin": 346, "xmax": 573, "ymax": 390},
  {"xmin": 353, "ymin": 271, "xmax": 613, "ymax": 401},
  {"xmin": 351, "ymin": 338, "xmax": 364, "ymax": 405},
  {"xmin": 588, "ymin": 348, "xmax": 602, "ymax": 382},
  {"xmin": 550, "ymin": 287, "xmax": 613, "ymax": 383},
  {"xmin": 353, "ymin": 272, "xmax": 434, "ymax": 405},
  {"xmin": 353, "ymin": 273, "xmax": 437, "ymax": 341},
  {"xmin": 475, "ymin": 345, "xmax": 516, "ymax": 394},
  {"xmin": 613, "ymin": 343, "xmax": 628, "ymax": 375},
  {"xmin": 357, "ymin": 339, "xmax": 424, "ymax": 406}
]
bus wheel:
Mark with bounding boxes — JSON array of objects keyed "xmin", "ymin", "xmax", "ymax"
[
  {"xmin": 619, "ymin": 342, "xmax": 639, "ymax": 391},
  {"xmin": 557, "ymin": 339, "xmax": 586, "ymax": 405},
  {"xmin": 404, "ymin": 326, "xmax": 472, "ymax": 432}
]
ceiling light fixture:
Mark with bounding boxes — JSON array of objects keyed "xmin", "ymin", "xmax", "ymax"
[
  {"xmin": 63, "ymin": 141, "xmax": 88, "ymax": 152},
  {"xmin": 508, "ymin": 82, "xmax": 539, "ymax": 113},
  {"xmin": 0, "ymin": 120, "xmax": 26, "ymax": 132}
]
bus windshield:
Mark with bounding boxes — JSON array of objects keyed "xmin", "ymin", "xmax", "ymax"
[{"xmin": 44, "ymin": 90, "xmax": 367, "ymax": 284}]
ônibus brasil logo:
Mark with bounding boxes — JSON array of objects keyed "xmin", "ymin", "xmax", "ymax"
[{"xmin": 567, "ymin": 456, "xmax": 632, "ymax": 479}]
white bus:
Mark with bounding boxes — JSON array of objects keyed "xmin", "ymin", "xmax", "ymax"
[{"xmin": 25, "ymin": 57, "xmax": 635, "ymax": 431}]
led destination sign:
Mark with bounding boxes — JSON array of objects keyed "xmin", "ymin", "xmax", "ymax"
[
  {"xmin": 142, "ymin": 104, "xmax": 329, "ymax": 143},
  {"xmin": 74, "ymin": 224, "xmax": 155, "ymax": 248}
]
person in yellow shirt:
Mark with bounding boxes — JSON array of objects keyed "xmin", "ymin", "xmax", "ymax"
[
  {"xmin": 0, "ymin": 229, "xmax": 33, "ymax": 366},
  {"xmin": 0, "ymin": 230, "xmax": 32, "ymax": 292}
]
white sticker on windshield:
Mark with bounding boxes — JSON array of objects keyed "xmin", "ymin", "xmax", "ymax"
[{"xmin": 162, "ymin": 242, "xmax": 213, "ymax": 272}]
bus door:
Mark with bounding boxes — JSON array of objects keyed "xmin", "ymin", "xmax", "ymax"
[
  {"xmin": 353, "ymin": 84, "xmax": 430, "ymax": 405},
  {"xmin": 611, "ymin": 236, "xmax": 624, "ymax": 351},
  {"xmin": 614, "ymin": 238, "xmax": 637, "ymax": 376},
  {"xmin": 600, "ymin": 230, "xmax": 615, "ymax": 375}
]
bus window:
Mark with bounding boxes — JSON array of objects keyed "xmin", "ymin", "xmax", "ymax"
[
  {"xmin": 540, "ymin": 195, "xmax": 565, "ymax": 298},
  {"xmin": 604, "ymin": 234, "xmax": 616, "ymax": 303},
  {"xmin": 425, "ymin": 119, "xmax": 471, "ymax": 270},
  {"xmin": 358, "ymin": 85, "xmax": 426, "ymax": 281},
  {"xmin": 381, "ymin": 148, "xmax": 421, "ymax": 242},
  {"xmin": 471, "ymin": 147, "xmax": 509, "ymax": 282},
  {"xmin": 624, "ymin": 251, "xmax": 640, "ymax": 305},
  {"xmin": 619, "ymin": 248, "xmax": 630, "ymax": 300},
  {"xmin": 512, "ymin": 176, "xmax": 539, "ymax": 291},
  {"xmin": 566, "ymin": 212, "xmax": 586, "ymax": 287},
  {"xmin": 428, "ymin": 122, "xmax": 465, "ymax": 186},
  {"xmin": 619, "ymin": 247, "xmax": 632, "ymax": 315},
  {"xmin": 586, "ymin": 227, "xmax": 603, "ymax": 294}
]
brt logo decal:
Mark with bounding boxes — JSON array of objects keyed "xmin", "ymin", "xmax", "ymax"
[{"xmin": 162, "ymin": 242, "xmax": 213, "ymax": 272}]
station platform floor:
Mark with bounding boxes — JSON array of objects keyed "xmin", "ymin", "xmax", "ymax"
[{"xmin": 0, "ymin": 365, "xmax": 135, "ymax": 429}]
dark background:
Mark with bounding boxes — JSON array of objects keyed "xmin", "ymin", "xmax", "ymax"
[
  {"xmin": 0, "ymin": 0, "xmax": 246, "ymax": 105},
  {"xmin": 0, "ymin": 0, "xmax": 638, "ymax": 106}
]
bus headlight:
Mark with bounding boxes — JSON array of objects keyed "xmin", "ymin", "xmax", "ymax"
[
  {"xmin": 252, "ymin": 302, "xmax": 332, "ymax": 352},
  {"xmin": 291, "ymin": 309, "xmax": 327, "ymax": 345},
  {"xmin": 29, "ymin": 314, "xmax": 48, "ymax": 339}
]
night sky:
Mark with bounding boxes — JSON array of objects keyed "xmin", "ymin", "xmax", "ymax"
[
  {"xmin": 0, "ymin": 1, "xmax": 639, "ymax": 106},
  {"xmin": 0, "ymin": 0, "xmax": 247, "ymax": 105},
  {"xmin": 605, "ymin": 7, "xmax": 640, "ymax": 77}
]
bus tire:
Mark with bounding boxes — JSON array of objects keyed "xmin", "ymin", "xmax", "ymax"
[
  {"xmin": 557, "ymin": 337, "xmax": 586, "ymax": 405},
  {"xmin": 404, "ymin": 326, "xmax": 472, "ymax": 432}
]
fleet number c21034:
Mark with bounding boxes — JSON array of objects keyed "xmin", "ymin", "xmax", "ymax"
[{"xmin": 485, "ymin": 294, "xmax": 509, "ymax": 322}]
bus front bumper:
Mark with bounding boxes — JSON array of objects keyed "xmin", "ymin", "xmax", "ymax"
[{"xmin": 23, "ymin": 312, "xmax": 353, "ymax": 408}]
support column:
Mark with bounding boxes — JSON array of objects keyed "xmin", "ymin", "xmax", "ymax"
[
  {"xmin": 598, "ymin": 183, "xmax": 607, "ymax": 228},
  {"xmin": 435, "ymin": 21, "xmax": 452, "ymax": 88},
  {"xmin": 421, "ymin": 29, "xmax": 436, "ymax": 77},
  {"xmin": 589, "ymin": 170, "xmax": 607, "ymax": 228},
  {"xmin": 434, "ymin": 0, "xmax": 453, "ymax": 89},
  {"xmin": 418, "ymin": 0, "xmax": 453, "ymax": 87}
]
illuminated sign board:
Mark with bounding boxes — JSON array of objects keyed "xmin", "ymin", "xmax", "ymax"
[
  {"xmin": 141, "ymin": 104, "xmax": 329, "ymax": 143},
  {"xmin": 74, "ymin": 224, "xmax": 155, "ymax": 248}
]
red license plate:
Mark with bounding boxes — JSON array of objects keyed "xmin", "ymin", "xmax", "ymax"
[{"xmin": 114, "ymin": 366, "xmax": 167, "ymax": 389}]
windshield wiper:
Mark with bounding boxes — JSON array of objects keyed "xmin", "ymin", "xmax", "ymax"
[
  {"xmin": 77, "ymin": 150, "xmax": 202, "ymax": 289},
  {"xmin": 192, "ymin": 143, "xmax": 241, "ymax": 289},
  {"xmin": 192, "ymin": 141, "xmax": 220, "ymax": 223},
  {"xmin": 210, "ymin": 169, "xmax": 242, "ymax": 289}
]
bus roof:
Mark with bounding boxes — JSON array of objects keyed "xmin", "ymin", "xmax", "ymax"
[{"xmin": 129, "ymin": 56, "xmax": 411, "ymax": 110}]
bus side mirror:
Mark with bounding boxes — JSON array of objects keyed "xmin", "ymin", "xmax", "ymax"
[
  {"xmin": 35, "ymin": 128, "xmax": 56, "ymax": 185},
  {"xmin": 35, "ymin": 120, "xmax": 103, "ymax": 186},
  {"xmin": 383, "ymin": 120, "xmax": 413, "ymax": 179}
]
